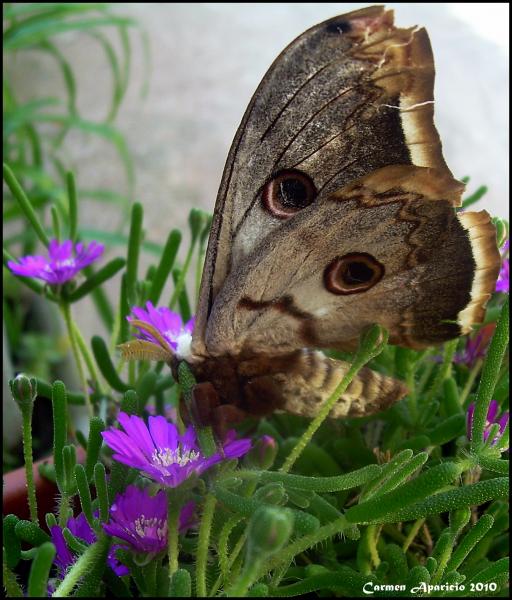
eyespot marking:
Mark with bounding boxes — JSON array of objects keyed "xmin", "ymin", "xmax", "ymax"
[
  {"xmin": 325, "ymin": 20, "xmax": 351, "ymax": 34},
  {"xmin": 324, "ymin": 253, "xmax": 384, "ymax": 295},
  {"xmin": 262, "ymin": 170, "xmax": 317, "ymax": 219}
]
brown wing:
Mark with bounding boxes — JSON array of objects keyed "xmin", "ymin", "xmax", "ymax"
[
  {"xmin": 193, "ymin": 6, "xmax": 452, "ymax": 356},
  {"xmin": 204, "ymin": 165, "xmax": 500, "ymax": 356}
]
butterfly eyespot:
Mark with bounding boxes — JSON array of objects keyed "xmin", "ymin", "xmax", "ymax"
[
  {"xmin": 325, "ymin": 19, "xmax": 351, "ymax": 34},
  {"xmin": 262, "ymin": 169, "xmax": 317, "ymax": 219},
  {"xmin": 324, "ymin": 253, "xmax": 384, "ymax": 295}
]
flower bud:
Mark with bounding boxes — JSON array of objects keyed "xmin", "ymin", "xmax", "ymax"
[
  {"xmin": 9, "ymin": 374, "xmax": 37, "ymax": 412},
  {"xmin": 188, "ymin": 208, "xmax": 207, "ymax": 241},
  {"xmin": 247, "ymin": 505, "xmax": 293, "ymax": 557},
  {"xmin": 244, "ymin": 435, "xmax": 278, "ymax": 470},
  {"xmin": 359, "ymin": 324, "xmax": 388, "ymax": 358},
  {"xmin": 254, "ymin": 483, "xmax": 287, "ymax": 505}
]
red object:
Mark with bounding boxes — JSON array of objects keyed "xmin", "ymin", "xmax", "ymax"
[{"xmin": 3, "ymin": 447, "xmax": 86, "ymax": 529}]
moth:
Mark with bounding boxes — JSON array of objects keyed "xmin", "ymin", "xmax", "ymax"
[{"xmin": 124, "ymin": 6, "xmax": 501, "ymax": 432}]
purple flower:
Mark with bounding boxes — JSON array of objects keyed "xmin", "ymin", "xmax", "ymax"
[
  {"xmin": 127, "ymin": 302, "xmax": 195, "ymax": 359},
  {"xmin": 454, "ymin": 323, "xmax": 495, "ymax": 367},
  {"xmin": 102, "ymin": 485, "xmax": 195, "ymax": 554},
  {"xmin": 50, "ymin": 513, "xmax": 129, "ymax": 578},
  {"xmin": 466, "ymin": 400, "xmax": 509, "ymax": 448},
  {"xmin": 495, "ymin": 239, "xmax": 509, "ymax": 293},
  {"xmin": 102, "ymin": 412, "xmax": 252, "ymax": 488},
  {"xmin": 7, "ymin": 239, "xmax": 104, "ymax": 285}
]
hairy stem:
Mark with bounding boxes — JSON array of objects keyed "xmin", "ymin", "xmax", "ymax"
[{"xmin": 196, "ymin": 494, "xmax": 217, "ymax": 597}]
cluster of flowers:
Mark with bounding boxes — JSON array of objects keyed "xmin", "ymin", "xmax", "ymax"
[
  {"xmin": 48, "ymin": 412, "xmax": 252, "ymax": 583},
  {"xmin": 6, "ymin": 242, "xmax": 253, "ymax": 582}
]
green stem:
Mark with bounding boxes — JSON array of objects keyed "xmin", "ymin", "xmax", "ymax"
[
  {"xmin": 218, "ymin": 516, "xmax": 243, "ymax": 580},
  {"xmin": 281, "ymin": 326, "xmax": 387, "ymax": 473},
  {"xmin": 52, "ymin": 537, "xmax": 108, "ymax": 597},
  {"xmin": 3, "ymin": 555, "xmax": 24, "ymax": 597},
  {"xmin": 209, "ymin": 529, "xmax": 248, "ymax": 597},
  {"xmin": 226, "ymin": 557, "xmax": 263, "ymax": 597},
  {"xmin": 367, "ymin": 524, "xmax": 381, "ymax": 568},
  {"xmin": 196, "ymin": 494, "xmax": 217, "ymax": 597},
  {"xmin": 167, "ymin": 488, "xmax": 183, "ymax": 586},
  {"xmin": 21, "ymin": 404, "xmax": 38, "ymax": 524},
  {"xmin": 73, "ymin": 322, "xmax": 104, "ymax": 395},
  {"xmin": 60, "ymin": 302, "xmax": 93, "ymax": 417},
  {"xmin": 402, "ymin": 518, "xmax": 426, "ymax": 551}
]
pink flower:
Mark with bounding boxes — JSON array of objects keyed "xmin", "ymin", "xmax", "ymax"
[
  {"xmin": 103, "ymin": 485, "xmax": 196, "ymax": 554},
  {"xmin": 102, "ymin": 413, "xmax": 251, "ymax": 488},
  {"xmin": 7, "ymin": 239, "xmax": 104, "ymax": 285},
  {"xmin": 127, "ymin": 302, "xmax": 194, "ymax": 358}
]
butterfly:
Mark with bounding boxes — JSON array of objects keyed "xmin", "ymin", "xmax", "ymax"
[{"xmin": 123, "ymin": 6, "xmax": 501, "ymax": 432}]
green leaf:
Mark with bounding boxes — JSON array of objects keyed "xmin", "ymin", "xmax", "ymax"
[
  {"xmin": 426, "ymin": 414, "xmax": 466, "ymax": 445},
  {"xmin": 91, "ymin": 335, "xmax": 130, "ymax": 392},
  {"xmin": 135, "ymin": 370, "xmax": 158, "ymax": 413},
  {"xmin": 3, "ymin": 98, "xmax": 60, "ymax": 136},
  {"xmin": 445, "ymin": 514, "xmax": 494, "ymax": 573},
  {"xmin": 461, "ymin": 185, "xmax": 488, "ymax": 209},
  {"xmin": 67, "ymin": 257, "xmax": 126, "ymax": 302},
  {"xmin": 375, "ymin": 478, "xmax": 509, "ymax": 524},
  {"xmin": 3, "ymin": 515, "xmax": 21, "ymax": 569},
  {"xmin": 4, "ymin": 15, "xmax": 137, "ymax": 50},
  {"xmin": 14, "ymin": 520, "xmax": 50, "ymax": 546},
  {"xmin": 85, "ymin": 417, "xmax": 104, "ymax": 481},
  {"xmin": 471, "ymin": 298, "xmax": 509, "ymax": 451},
  {"xmin": 27, "ymin": 542, "xmax": 55, "ymax": 597},
  {"xmin": 125, "ymin": 202, "xmax": 143, "ymax": 304},
  {"xmin": 94, "ymin": 463, "xmax": 109, "ymax": 523},
  {"xmin": 21, "ymin": 114, "xmax": 135, "ymax": 190},
  {"xmin": 88, "ymin": 29, "xmax": 124, "ymax": 122},
  {"xmin": 38, "ymin": 40, "xmax": 78, "ymax": 116},
  {"xmin": 147, "ymin": 229, "xmax": 181, "ymax": 305},
  {"xmin": 346, "ymin": 462, "xmax": 464, "ymax": 524},
  {"xmin": 246, "ymin": 463, "xmax": 381, "ymax": 493},
  {"xmin": 3, "ymin": 163, "xmax": 50, "ymax": 246}
]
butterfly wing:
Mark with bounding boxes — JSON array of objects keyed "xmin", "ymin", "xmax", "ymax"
[
  {"xmin": 204, "ymin": 165, "xmax": 500, "ymax": 356},
  {"xmin": 193, "ymin": 5, "xmax": 454, "ymax": 355}
]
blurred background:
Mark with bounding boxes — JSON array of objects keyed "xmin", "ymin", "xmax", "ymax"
[{"xmin": 3, "ymin": 4, "xmax": 509, "ymax": 448}]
